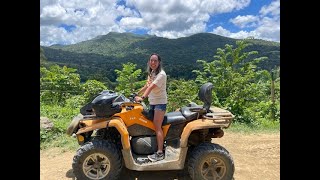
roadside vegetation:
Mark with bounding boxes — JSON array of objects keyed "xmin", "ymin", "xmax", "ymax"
[{"xmin": 40, "ymin": 40, "xmax": 280, "ymax": 150}]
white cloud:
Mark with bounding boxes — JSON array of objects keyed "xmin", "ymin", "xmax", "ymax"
[
  {"xmin": 40, "ymin": 24, "xmax": 124, "ymax": 46},
  {"xmin": 254, "ymin": 17, "xmax": 280, "ymax": 41},
  {"xmin": 213, "ymin": 17, "xmax": 279, "ymax": 42},
  {"xmin": 230, "ymin": 15, "xmax": 259, "ymax": 28},
  {"xmin": 212, "ymin": 26, "xmax": 258, "ymax": 39},
  {"xmin": 116, "ymin": 5, "xmax": 140, "ymax": 17},
  {"xmin": 125, "ymin": 0, "xmax": 249, "ymax": 38},
  {"xmin": 150, "ymin": 23, "xmax": 206, "ymax": 39},
  {"xmin": 119, "ymin": 17, "xmax": 145, "ymax": 29},
  {"xmin": 212, "ymin": 0, "xmax": 280, "ymax": 42},
  {"xmin": 259, "ymin": 0, "xmax": 280, "ymax": 16},
  {"xmin": 40, "ymin": 0, "xmax": 280, "ymax": 46},
  {"xmin": 40, "ymin": 4, "xmax": 68, "ymax": 25},
  {"xmin": 200, "ymin": 0, "xmax": 250, "ymax": 14},
  {"xmin": 40, "ymin": 0, "xmax": 130, "ymax": 46},
  {"xmin": 212, "ymin": 26, "xmax": 231, "ymax": 37}
]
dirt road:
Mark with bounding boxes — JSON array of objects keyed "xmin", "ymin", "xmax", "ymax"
[{"xmin": 40, "ymin": 132, "xmax": 280, "ymax": 180}]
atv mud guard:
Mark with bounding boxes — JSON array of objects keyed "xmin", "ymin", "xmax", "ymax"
[
  {"xmin": 179, "ymin": 106, "xmax": 234, "ymax": 147},
  {"xmin": 75, "ymin": 117, "xmax": 131, "ymax": 149}
]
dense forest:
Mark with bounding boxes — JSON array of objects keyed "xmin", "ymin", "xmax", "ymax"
[{"xmin": 41, "ymin": 32, "xmax": 279, "ymax": 87}]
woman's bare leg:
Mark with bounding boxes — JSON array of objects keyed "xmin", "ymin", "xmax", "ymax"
[{"xmin": 153, "ymin": 109, "xmax": 165, "ymax": 152}]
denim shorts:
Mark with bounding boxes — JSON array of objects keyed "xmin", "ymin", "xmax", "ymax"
[{"xmin": 150, "ymin": 104, "xmax": 167, "ymax": 111}]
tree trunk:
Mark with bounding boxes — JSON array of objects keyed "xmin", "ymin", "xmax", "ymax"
[{"xmin": 271, "ymin": 80, "xmax": 275, "ymax": 120}]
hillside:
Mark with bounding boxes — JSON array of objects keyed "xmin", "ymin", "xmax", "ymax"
[{"xmin": 41, "ymin": 32, "xmax": 280, "ymax": 83}]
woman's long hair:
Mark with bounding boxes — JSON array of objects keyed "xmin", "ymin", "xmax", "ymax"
[{"xmin": 147, "ymin": 53, "xmax": 162, "ymax": 76}]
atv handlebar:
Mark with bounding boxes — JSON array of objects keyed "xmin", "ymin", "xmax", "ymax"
[
  {"xmin": 129, "ymin": 92, "xmax": 146, "ymax": 103},
  {"xmin": 128, "ymin": 93, "xmax": 138, "ymax": 102}
]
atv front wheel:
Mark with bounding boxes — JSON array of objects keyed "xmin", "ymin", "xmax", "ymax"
[
  {"xmin": 72, "ymin": 140, "xmax": 123, "ymax": 180},
  {"xmin": 188, "ymin": 143, "xmax": 234, "ymax": 180}
]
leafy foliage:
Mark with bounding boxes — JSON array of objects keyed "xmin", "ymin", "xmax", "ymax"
[
  {"xmin": 167, "ymin": 79, "xmax": 200, "ymax": 112},
  {"xmin": 40, "ymin": 65, "xmax": 81, "ymax": 105},
  {"xmin": 81, "ymin": 79, "xmax": 108, "ymax": 103},
  {"xmin": 193, "ymin": 40, "xmax": 279, "ymax": 123},
  {"xmin": 114, "ymin": 62, "xmax": 145, "ymax": 96}
]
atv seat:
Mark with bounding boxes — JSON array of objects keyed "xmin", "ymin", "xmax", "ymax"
[
  {"xmin": 162, "ymin": 111, "xmax": 187, "ymax": 125},
  {"xmin": 180, "ymin": 106, "xmax": 205, "ymax": 121},
  {"xmin": 143, "ymin": 106, "xmax": 207, "ymax": 126},
  {"xmin": 142, "ymin": 109, "xmax": 187, "ymax": 126},
  {"xmin": 179, "ymin": 82, "xmax": 214, "ymax": 120},
  {"xmin": 144, "ymin": 106, "xmax": 204, "ymax": 126}
]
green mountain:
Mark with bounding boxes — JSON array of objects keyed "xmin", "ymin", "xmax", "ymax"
[{"xmin": 41, "ymin": 32, "xmax": 280, "ymax": 83}]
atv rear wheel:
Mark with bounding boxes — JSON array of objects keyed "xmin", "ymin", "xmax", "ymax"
[
  {"xmin": 188, "ymin": 143, "xmax": 234, "ymax": 180},
  {"xmin": 72, "ymin": 140, "xmax": 122, "ymax": 180}
]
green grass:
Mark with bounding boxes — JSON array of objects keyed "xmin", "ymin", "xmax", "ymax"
[
  {"xmin": 40, "ymin": 104, "xmax": 81, "ymax": 151},
  {"xmin": 40, "ymin": 133, "xmax": 80, "ymax": 151},
  {"xmin": 225, "ymin": 121, "xmax": 280, "ymax": 134}
]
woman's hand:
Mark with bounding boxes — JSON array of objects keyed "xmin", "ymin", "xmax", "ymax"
[{"xmin": 135, "ymin": 96, "xmax": 143, "ymax": 102}]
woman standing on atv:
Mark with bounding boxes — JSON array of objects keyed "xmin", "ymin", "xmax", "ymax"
[{"xmin": 135, "ymin": 53, "xmax": 167, "ymax": 162}]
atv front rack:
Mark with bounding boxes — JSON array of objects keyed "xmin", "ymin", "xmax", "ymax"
[{"xmin": 81, "ymin": 115, "xmax": 114, "ymax": 121}]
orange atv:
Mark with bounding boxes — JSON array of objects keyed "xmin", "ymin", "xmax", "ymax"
[{"xmin": 66, "ymin": 82, "xmax": 235, "ymax": 180}]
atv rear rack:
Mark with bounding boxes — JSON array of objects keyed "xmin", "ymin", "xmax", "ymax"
[{"xmin": 203, "ymin": 107, "xmax": 235, "ymax": 128}]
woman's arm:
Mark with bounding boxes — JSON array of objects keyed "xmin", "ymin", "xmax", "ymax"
[
  {"xmin": 135, "ymin": 83, "xmax": 157, "ymax": 102},
  {"xmin": 138, "ymin": 76, "xmax": 151, "ymax": 95},
  {"xmin": 142, "ymin": 83, "xmax": 157, "ymax": 98},
  {"xmin": 138, "ymin": 85, "xmax": 147, "ymax": 95}
]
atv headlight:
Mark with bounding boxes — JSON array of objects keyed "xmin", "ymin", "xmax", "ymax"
[{"xmin": 77, "ymin": 134, "xmax": 84, "ymax": 144}]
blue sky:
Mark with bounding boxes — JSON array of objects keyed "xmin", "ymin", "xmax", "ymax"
[{"xmin": 40, "ymin": 0, "xmax": 280, "ymax": 46}]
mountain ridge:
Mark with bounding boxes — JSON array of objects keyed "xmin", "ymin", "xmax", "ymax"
[{"xmin": 41, "ymin": 32, "xmax": 280, "ymax": 83}]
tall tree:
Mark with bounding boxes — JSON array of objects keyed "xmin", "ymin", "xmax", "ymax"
[
  {"xmin": 114, "ymin": 62, "xmax": 145, "ymax": 96},
  {"xmin": 81, "ymin": 80, "xmax": 108, "ymax": 103},
  {"xmin": 40, "ymin": 65, "xmax": 81, "ymax": 105},
  {"xmin": 193, "ymin": 40, "xmax": 268, "ymax": 123},
  {"xmin": 166, "ymin": 79, "xmax": 200, "ymax": 112},
  {"xmin": 270, "ymin": 66, "xmax": 280, "ymax": 120}
]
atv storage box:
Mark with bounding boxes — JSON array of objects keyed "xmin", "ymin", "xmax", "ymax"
[{"xmin": 91, "ymin": 90, "xmax": 121, "ymax": 117}]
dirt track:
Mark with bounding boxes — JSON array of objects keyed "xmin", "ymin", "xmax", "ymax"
[{"xmin": 40, "ymin": 132, "xmax": 280, "ymax": 180}]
